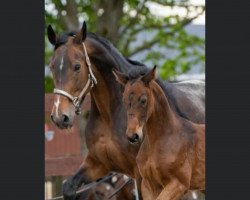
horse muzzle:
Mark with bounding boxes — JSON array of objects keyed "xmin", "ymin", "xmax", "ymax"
[{"xmin": 51, "ymin": 112, "xmax": 73, "ymax": 129}]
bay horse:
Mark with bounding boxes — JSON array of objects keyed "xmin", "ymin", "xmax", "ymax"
[
  {"xmin": 113, "ymin": 66, "xmax": 205, "ymax": 200},
  {"xmin": 47, "ymin": 21, "xmax": 205, "ymax": 200}
]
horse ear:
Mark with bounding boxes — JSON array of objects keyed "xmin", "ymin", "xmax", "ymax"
[
  {"xmin": 81, "ymin": 21, "xmax": 87, "ymax": 41},
  {"xmin": 112, "ymin": 69, "xmax": 128, "ymax": 86},
  {"xmin": 47, "ymin": 25, "xmax": 56, "ymax": 45},
  {"xmin": 141, "ymin": 65, "xmax": 157, "ymax": 84},
  {"xmin": 74, "ymin": 21, "xmax": 87, "ymax": 44}
]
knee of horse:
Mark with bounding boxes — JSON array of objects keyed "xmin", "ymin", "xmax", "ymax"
[{"xmin": 63, "ymin": 179, "xmax": 77, "ymax": 200}]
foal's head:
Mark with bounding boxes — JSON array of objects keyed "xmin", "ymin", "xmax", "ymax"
[
  {"xmin": 47, "ymin": 22, "xmax": 96, "ymax": 129},
  {"xmin": 113, "ymin": 66, "xmax": 157, "ymax": 144}
]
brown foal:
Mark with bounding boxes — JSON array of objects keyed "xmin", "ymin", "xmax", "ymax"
[{"xmin": 114, "ymin": 66, "xmax": 205, "ymax": 200}]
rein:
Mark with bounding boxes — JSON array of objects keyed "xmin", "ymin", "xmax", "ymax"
[{"xmin": 53, "ymin": 42, "xmax": 97, "ymax": 115}]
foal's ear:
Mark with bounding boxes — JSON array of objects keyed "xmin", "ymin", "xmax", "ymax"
[
  {"xmin": 74, "ymin": 21, "xmax": 87, "ymax": 44},
  {"xmin": 142, "ymin": 65, "xmax": 157, "ymax": 84},
  {"xmin": 47, "ymin": 25, "xmax": 57, "ymax": 45},
  {"xmin": 112, "ymin": 69, "xmax": 128, "ymax": 86}
]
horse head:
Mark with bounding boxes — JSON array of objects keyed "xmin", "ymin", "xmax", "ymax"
[{"xmin": 47, "ymin": 22, "xmax": 97, "ymax": 129}]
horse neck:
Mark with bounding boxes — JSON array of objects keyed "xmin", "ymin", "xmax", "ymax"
[
  {"xmin": 145, "ymin": 81, "xmax": 179, "ymax": 143},
  {"xmin": 85, "ymin": 37, "xmax": 128, "ymax": 125},
  {"xmin": 89, "ymin": 64, "xmax": 123, "ymax": 125}
]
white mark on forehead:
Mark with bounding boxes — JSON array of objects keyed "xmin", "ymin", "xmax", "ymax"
[
  {"xmin": 54, "ymin": 96, "xmax": 61, "ymax": 117},
  {"xmin": 59, "ymin": 56, "xmax": 64, "ymax": 71}
]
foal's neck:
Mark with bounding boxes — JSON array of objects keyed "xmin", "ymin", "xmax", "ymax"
[{"xmin": 145, "ymin": 81, "xmax": 178, "ymax": 141}]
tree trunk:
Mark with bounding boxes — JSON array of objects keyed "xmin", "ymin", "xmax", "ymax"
[
  {"xmin": 95, "ymin": 0, "xmax": 124, "ymax": 45},
  {"xmin": 52, "ymin": 0, "xmax": 79, "ymax": 31},
  {"xmin": 64, "ymin": 0, "xmax": 79, "ymax": 31}
]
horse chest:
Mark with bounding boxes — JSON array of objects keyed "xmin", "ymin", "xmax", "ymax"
[{"xmin": 88, "ymin": 134, "xmax": 130, "ymax": 172}]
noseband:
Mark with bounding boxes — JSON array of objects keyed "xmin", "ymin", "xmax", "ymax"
[{"xmin": 53, "ymin": 43, "xmax": 97, "ymax": 115}]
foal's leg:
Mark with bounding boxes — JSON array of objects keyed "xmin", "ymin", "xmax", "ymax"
[
  {"xmin": 156, "ymin": 178, "xmax": 188, "ymax": 200},
  {"xmin": 140, "ymin": 179, "xmax": 156, "ymax": 200},
  {"xmin": 63, "ymin": 154, "xmax": 109, "ymax": 200}
]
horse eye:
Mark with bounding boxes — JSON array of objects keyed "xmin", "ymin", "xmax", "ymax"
[
  {"xmin": 74, "ymin": 64, "xmax": 81, "ymax": 71},
  {"xmin": 140, "ymin": 97, "xmax": 147, "ymax": 105}
]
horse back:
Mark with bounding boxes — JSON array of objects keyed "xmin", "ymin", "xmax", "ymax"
[{"xmin": 163, "ymin": 80, "xmax": 205, "ymax": 124}]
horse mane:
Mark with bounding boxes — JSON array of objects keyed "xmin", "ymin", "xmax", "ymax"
[
  {"xmin": 54, "ymin": 31, "xmax": 77, "ymax": 49},
  {"xmin": 86, "ymin": 32, "xmax": 147, "ymax": 72},
  {"xmin": 126, "ymin": 67, "xmax": 190, "ymax": 120},
  {"xmin": 125, "ymin": 58, "xmax": 146, "ymax": 66}
]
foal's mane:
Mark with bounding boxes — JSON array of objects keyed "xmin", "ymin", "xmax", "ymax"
[{"xmin": 126, "ymin": 68, "xmax": 189, "ymax": 120}]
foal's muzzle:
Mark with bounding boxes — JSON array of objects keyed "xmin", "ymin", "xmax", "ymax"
[{"xmin": 128, "ymin": 133, "xmax": 140, "ymax": 144}]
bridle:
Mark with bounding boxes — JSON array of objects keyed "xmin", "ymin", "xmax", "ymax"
[{"xmin": 53, "ymin": 43, "xmax": 97, "ymax": 115}]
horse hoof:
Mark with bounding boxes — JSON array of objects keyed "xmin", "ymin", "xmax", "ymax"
[{"xmin": 63, "ymin": 180, "xmax": 77, "ymax": 200}]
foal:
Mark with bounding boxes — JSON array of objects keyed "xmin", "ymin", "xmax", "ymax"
[{"xmin": 113, "ymin": 66, "xmax": 205, "ymax": 200}]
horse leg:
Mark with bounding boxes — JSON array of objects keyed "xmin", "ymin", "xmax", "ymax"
[
  {"xmin": 63, "ymin": 154, "xmax": 109, "ymax": 200},
  {"xmin": 156, "ymin": 178, "xmax": 188, "ymax": 200}
]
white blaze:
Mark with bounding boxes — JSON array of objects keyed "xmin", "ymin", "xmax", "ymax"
[
  {"xmin": 54, "ymin": 96, "xmax": 60, "ymax": 117},
  {"xmin": 59, "ymin": 57, "xmax": 64, "ymax": 71}
]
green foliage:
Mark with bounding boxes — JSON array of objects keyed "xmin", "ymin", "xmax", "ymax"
[
  {"xmin": 45, "ymin": 76, "xmax": 54, "ymax": 93},
  {"xmin": 45, "ymin": 0, "xmax": 205, "ymax": 92}
]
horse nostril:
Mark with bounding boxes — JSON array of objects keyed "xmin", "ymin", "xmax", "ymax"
[
  {"xmin": 132, "ymin": 133, "xmax": 139, "ymax": 142},
  {"xmin": 128, "ymin": 133, "xmax": 139, "ymax": 144},
  {"xmin": 62, "ymin": 114, "xmax": 69, "ymax": 123}
]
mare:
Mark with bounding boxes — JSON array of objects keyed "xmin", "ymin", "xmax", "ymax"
[
  {"xmin": 47, "ymin": 21, "xmax": 205, "ymax": 200},
  {"xmin": 113, "ymin": 66, "xmax": 205, "ymax": 200}
]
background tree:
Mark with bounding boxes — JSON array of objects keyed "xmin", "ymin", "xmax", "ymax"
[{"xmin": 45, "ymin": 0, "xmax": 205, "ymax": 92}]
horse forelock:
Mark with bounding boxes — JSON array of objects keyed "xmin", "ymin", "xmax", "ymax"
[{"xmin": 54, "ymin": 32, "xmax": 77, "ymax": 50}]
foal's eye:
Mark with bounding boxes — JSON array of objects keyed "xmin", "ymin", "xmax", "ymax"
[
  {"xmin": 74, "ymin": 64, "xmax": 81, "ymax": 71},
  {"xmin": 140, "ymin": 96, "xmax": 147, "ymax": 106}
]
